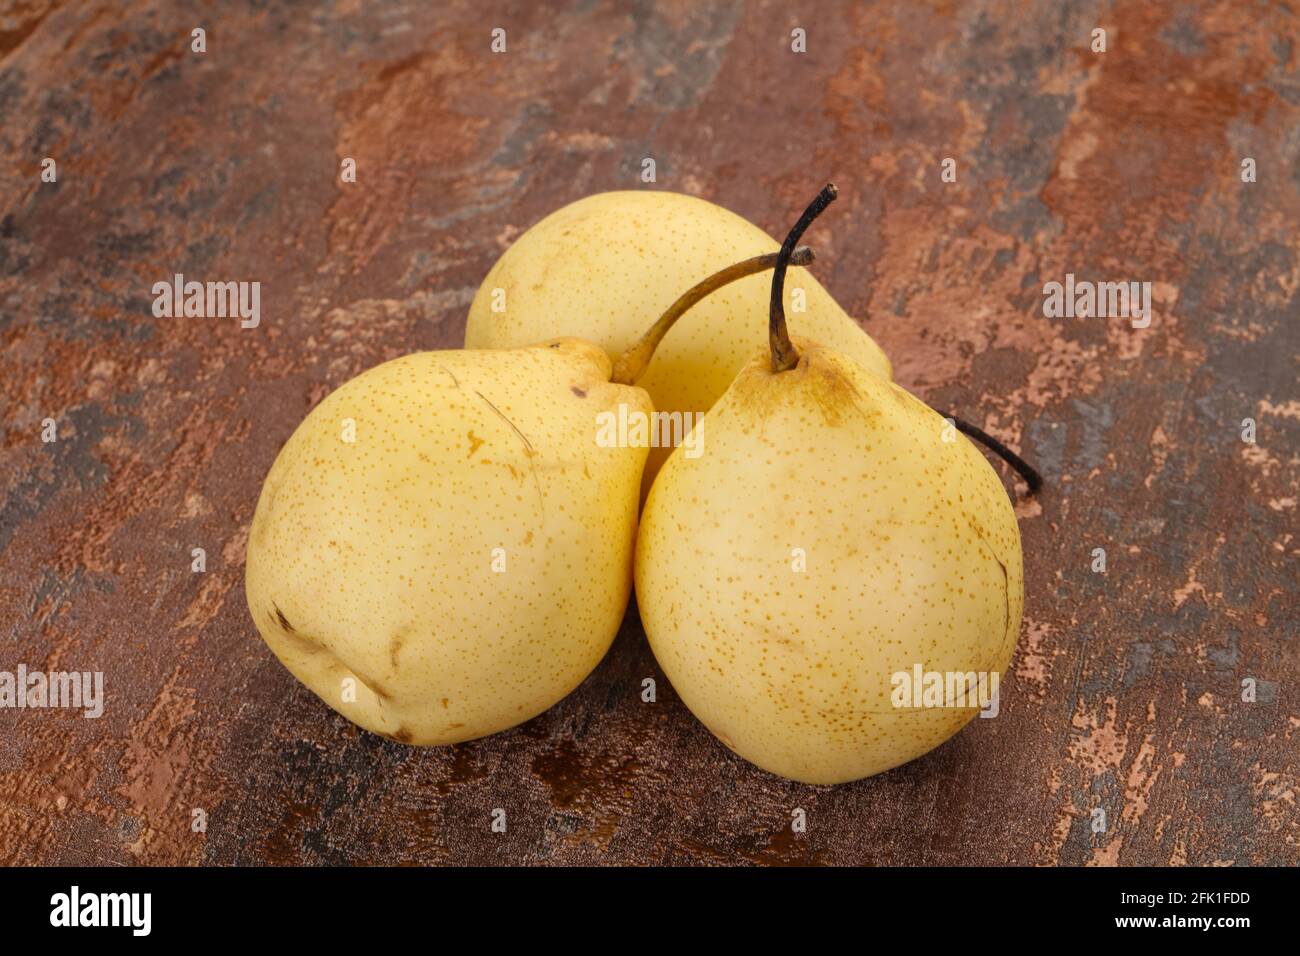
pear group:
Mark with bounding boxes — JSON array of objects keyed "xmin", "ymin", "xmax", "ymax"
[{"xmin": 246, "ymin": 184, "xmax": 1035, "ymax": 787}]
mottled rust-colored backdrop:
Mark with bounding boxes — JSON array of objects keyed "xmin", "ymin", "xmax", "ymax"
[{"xmin": 1, "ymin": 1, "xmax": 1296, "ymax": 866}]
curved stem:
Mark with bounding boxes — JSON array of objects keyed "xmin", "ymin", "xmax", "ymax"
[
  {"xmin": 770, "ymin": 184, "xmax": 838, "ymax": 373},
  {"xmin": 936, "ymin": 411, "xmax": 1044, "ymax": 493},
  {"xmin": 610, "ymin": 246, "xmax": 814, "ymax": 386}
]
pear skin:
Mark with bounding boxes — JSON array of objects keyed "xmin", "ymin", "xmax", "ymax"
[
  {"xmin": 635, "ymin": 341, "xmax": 1024, "ymax": 784},
  {"xmin": 246, "ymin": 339, "xmax": 650, "ymax": 745},
  {"xmin": 464, "ymin": 191, "xmax": 893, "ymax": 486}
]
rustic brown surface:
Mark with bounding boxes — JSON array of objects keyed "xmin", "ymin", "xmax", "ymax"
[{"xmin": 1, "ymin": 0, "xmax": 1297, "ymax": 866}]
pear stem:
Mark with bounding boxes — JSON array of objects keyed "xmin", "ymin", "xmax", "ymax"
[
  {"xmin": 610, "ymin": 246, "xmax": 814, "ymax": 386},
  {"xmin": 770, "ymin": 184, "xmax": 838, "ymax": 373},
  {"xmin": 936, "ymin": 411, "xmax": 1044, "ymax": 493}
]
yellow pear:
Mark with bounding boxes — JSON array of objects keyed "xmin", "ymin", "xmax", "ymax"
[
  {"xmin": 635, "ymin": 187, "xmax": 1036, "ymax": 784},
  {"xmin": 246, "ymin": 254, "xmax": 800, "ymax": 746},
  {"xmin": 245, "ymin": 340, "xmax": 650, "ymax": 745},
  {"xmin": 464, "ymin": 191, "xmax": 892, "ymax": 487}
]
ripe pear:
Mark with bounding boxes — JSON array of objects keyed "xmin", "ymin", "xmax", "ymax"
[
  {"xmin": 246, "ymin": 254, "xmax": 800, "ymax": 746},
  {"xmin": 464, "ymin": 191, "xmax": 893, "ymax": 486},
  {"xmin": 635, "ymin": 187, "xmax": 1033, "ymax": 784},
  {"xmin": 245, "ymin": 340, "xmax": 651, "ymax": 745}
]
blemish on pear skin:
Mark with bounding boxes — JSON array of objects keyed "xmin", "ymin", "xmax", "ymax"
[
  {"xmin": 352, "ymin": 670, "xmax": 393, "ymax": 702},
  {"xmin": 435, "ymin": 363, "xmax": 462, "ymax": 388},
  {"xmin": 736, "ymin": 347, "xmax": 870, "ymax": 428},
  {"xmin": 390, "ymin": 727, "xmax": 414, "ymax": 744},
  {"xmin": 571, "ymin": 385, "xmax": 587, "ymax": 398},
  {"xmin": 389, "ymin": 632, "xmax": 406, "ymax": 668},
  {"xmin": 466, "ymin": 430, "xmax": 485, "ymax": 457},
  {"xmin": 273, "ymin": 603, "xmax": 295, "ymax": 632},
  {"xmin": 475, "ymin": 390, "xmax": 535, "ymax": 454}
]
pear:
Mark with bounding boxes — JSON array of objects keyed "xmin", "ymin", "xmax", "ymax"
[
  {"xmin": 245, "ymin": 253, "xmax": 803, "ymax": 746},
  {"xmin": 635, "ymin": 186, "xmax": 1039, "ymax": 784},
  {"xmin": 464, "ymin": 191, "xmax": 892, "ymax": 487}
]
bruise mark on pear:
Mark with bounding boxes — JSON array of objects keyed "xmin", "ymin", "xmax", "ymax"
[
  {"xmin": 967, "ymin": 516, "xmax": 1014, "ymax": 668},
  {"xmin": 273, "ymin": 603, "xmax": 295, "ymax": 632},
  {"xmin": 345, "ymin": 666, "xmax": 393, "ymax": 702},
  {"xmin": 732, "ymin": 347, "xmax": 874, "ymax": 430}
]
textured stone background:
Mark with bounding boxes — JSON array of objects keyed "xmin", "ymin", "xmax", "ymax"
[{"xmin": 1, "ymin": 0, "xmax": 1296, "ymax": 865}]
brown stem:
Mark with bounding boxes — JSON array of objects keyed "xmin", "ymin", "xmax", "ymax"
[
  {"xmin": 935, "ymin": 411, "xmax": 1044, "ymax": 493},
  {"xmin": 770, "ymin": 184, "xmax": 838, "ymax": 373},
  {"xmin": 610, "ymin": 246, "xmax": 814, "ymax": 386}
]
